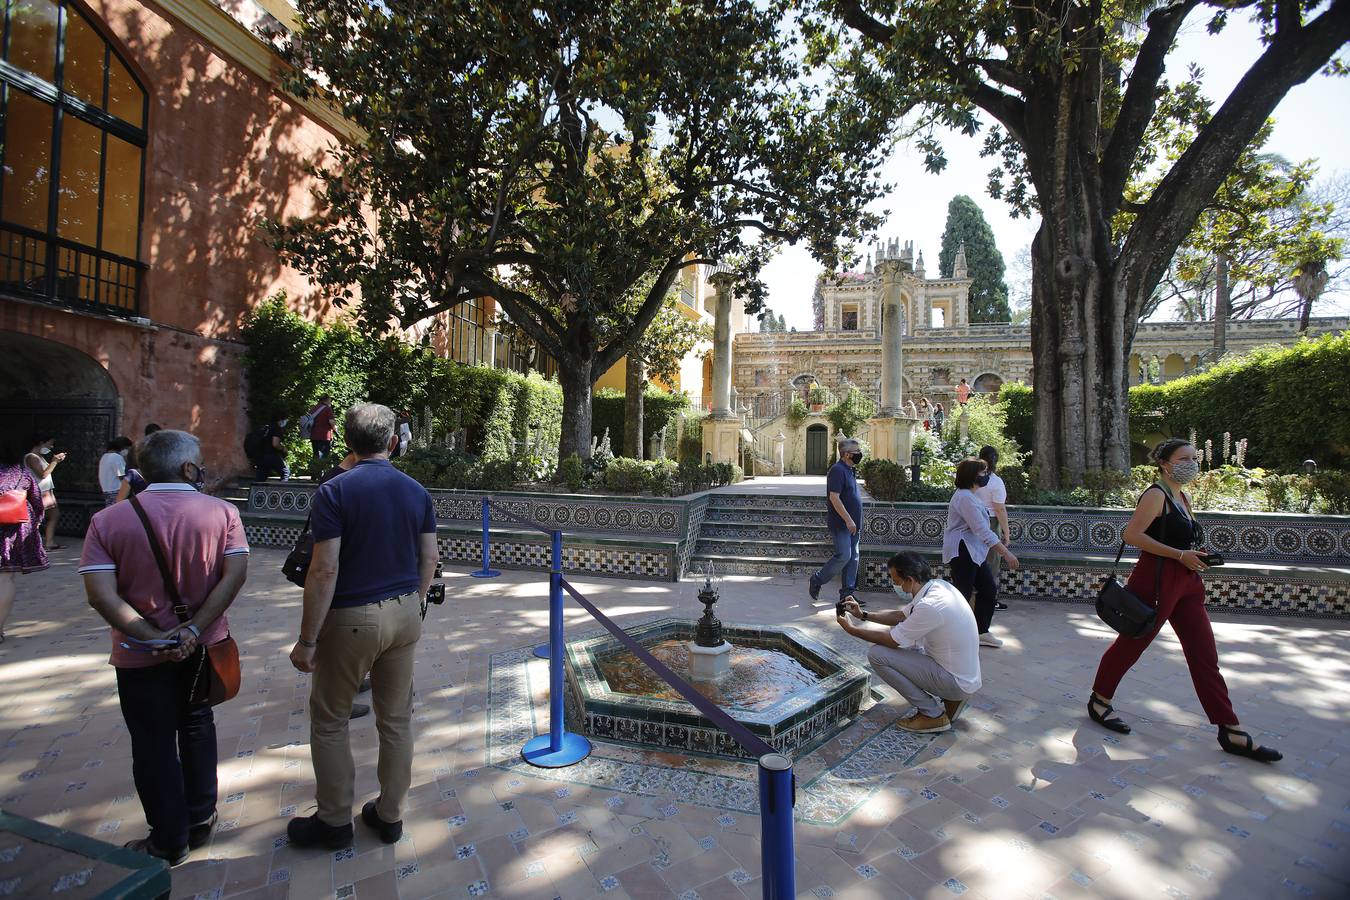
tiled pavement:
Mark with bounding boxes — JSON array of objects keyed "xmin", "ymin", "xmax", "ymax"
[{"xmin": 1, "ymin": 542, "xmax": 1347, "ymax": 899}]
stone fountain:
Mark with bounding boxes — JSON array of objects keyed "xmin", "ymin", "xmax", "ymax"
[{"xmin": 561, "ymin": 576, "xmax": 871, "ymax": 760}]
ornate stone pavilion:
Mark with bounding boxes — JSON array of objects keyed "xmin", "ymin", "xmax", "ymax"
[{"xmin": 719, "ymin": 238, "xmax": 1348, "ymax": 472}]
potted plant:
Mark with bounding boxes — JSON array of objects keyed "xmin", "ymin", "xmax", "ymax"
[{"xmin": 808, "ymin": 384, "xmax": 830, "ymax": 412}]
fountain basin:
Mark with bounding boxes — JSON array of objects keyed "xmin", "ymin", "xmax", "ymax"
[{"xmin": 564, "ymin": 618, "xmax": 870, "ymax": 759}]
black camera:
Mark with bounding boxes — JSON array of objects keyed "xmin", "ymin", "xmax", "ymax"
[{"xmin": 426, "ymin": 582, "xmax": 446, "ymax": 605}]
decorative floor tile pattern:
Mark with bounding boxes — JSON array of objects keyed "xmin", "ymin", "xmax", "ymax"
[{"xmin": 0, "ymin": 544, "xmax": 1346, "ymax": 899}]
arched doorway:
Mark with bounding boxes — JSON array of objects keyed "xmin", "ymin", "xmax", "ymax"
[
  {"xmin": 972, "ymin": 372, "xmax": 1003, "ymax": 394},
  {"xmin": 0, "ymin": 332, "xmax": 119, "ymax": 528},
  {"xmin": 805, "ymin": 424, "xmax": 830, "ymax": 475}
]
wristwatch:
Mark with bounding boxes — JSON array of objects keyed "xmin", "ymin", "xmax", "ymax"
[
  {"xmin": 297, "ymin": 636, "xmax": 318, "ymax": 648},
  {"xmin": 860, "ymin": 610, "xmax": 869, "ymax": 621}
]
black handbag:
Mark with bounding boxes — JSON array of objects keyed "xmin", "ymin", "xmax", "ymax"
[
  {"xmin": 282, "ymin": 513, "xmax": 313, "ymax": 588},
  {"xmin": 1096, "ymin": 542, "xmax": 1161, "ymax": 639}
]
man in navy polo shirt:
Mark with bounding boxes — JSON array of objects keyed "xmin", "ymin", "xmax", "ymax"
[
  {"xmin": 809, "ymin": 437, "xmax": 864, "ymax": 605},
  {"xmin": 286, "ymin": 403, "xmax": 439, "ymax": 849}
]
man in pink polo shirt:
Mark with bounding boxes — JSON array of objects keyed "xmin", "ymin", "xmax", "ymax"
[{"xmin": 79, "ymin": 430, "xmax": 249, "ymax": 866}]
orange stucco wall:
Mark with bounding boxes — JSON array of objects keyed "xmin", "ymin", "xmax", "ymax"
[{"xmin": 2, "ymin": 0, "xmax": 341, "ymax": 474}]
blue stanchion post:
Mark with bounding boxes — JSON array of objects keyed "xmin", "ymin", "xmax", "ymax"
[
  {"xmin": 522, "ymin": 530, "xmax": 592, "ymax": 768},
  {"xmin": 758, "ymin": 753, "xmax": 796, "ymax": 899},
  {"xmin": 471, "ymin": 497, "xmax": 501, "ymax": 578}
]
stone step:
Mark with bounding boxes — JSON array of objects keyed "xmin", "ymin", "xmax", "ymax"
[
  {"xmin": 694, "ymin": 538, "xmax": 835, "ymax": 561},
  {"xmin": 703, "ymin": 508, "xmax": 829, "ymax": 526},
  {"xmin": 699, "ymin": 522, "xmax": 834, "ymax": 542}
]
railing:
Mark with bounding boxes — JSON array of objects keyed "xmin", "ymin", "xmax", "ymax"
[
  {"xmin": 0, "ymin": 221, "xmax": 144, "ymax": 317},
  {"xmin": 471, "ymin": 496, "xmax": 797, "ymax": 898}
]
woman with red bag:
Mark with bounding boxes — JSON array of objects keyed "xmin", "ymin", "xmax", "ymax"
[{"xmin": 0, "ymin": 433, "xmax": 50, "ymax": 642}]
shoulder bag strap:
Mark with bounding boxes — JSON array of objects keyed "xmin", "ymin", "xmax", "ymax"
[{"xmin": 129, "ymin": 495, "xmax": 191, "ymax": 624}]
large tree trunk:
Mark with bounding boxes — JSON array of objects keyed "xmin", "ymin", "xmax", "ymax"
[
  {"xmin": 557, "ymin": 357, "xmax": 596, "ymax": 462},
  {"xmin": 624, "ymin": 352, "xmax": 644, "ymax": 459}
]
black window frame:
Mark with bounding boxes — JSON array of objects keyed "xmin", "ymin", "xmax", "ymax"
[{"xmin": 0, "ymin": 0, "xmax": 148, "ymax": 317}]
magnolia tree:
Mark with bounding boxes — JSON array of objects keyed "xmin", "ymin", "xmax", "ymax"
[
  {"xmin": 264, "ymin": 0, "xmax": 893, "ymax": 459},
  {"xmin": 815, "ymin": 0, "xmax": 1350, "ymax": 486}
]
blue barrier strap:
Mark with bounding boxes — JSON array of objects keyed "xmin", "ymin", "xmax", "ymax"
[
  {"xmin": 485, "ymin": 498, "xmax": 555, "ymax": 536},
  {"xmin": 558, "ymin": 577, "xmax": 774, "ymax": 759}
]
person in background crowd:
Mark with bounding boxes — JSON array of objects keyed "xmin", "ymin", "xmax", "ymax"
[
  {"xmin": 835, "ymin": 551, "xmax": 981, "ymax": 734},
  {"xmin": 79, "ymin": 429, "xmax": 250, "ymax": 864},
  {"xmin": 99, "ymin": 437, "xmax": 134, "ymax": 506},
  {"xmin": 305, "ymin": 395, "xmax": 336, "ymax": 477},
  {"xmin": 944, "ymin": 458, "xmax": 1019, "ymax": 648},
  {"xmin": 395, "ymin": 411, "xmax": 413, "ymax": 459},
  {"xmin": 0, "ymin": 433, "xmax": 50, "ymax": 643},
  {"xmin": 974, "ymin": 445, "xmax": 1011, "ymax": 610},
  {"xmin": 918, "ymin": 397, "xmax": 931, "ymax": 426},
  {"xmin": 25, "ymin": 434, "xmax": 65, "ymax": 551},
  {"xmin": 956, "ymin": 378, "xmax": 971, "ymax": 405},
  {"xmin": 144, "ymin": 423, "xmax": 162, "ymax": 436},
  {"xmin": 809, "ymin": 438, "xmax": 865, "ymax": 607},
  {"xmin": 252, "ymin": 417, "xmax": 290, "ymax": 482},
  {"xmin": 1088, "ymin": 438, "xmax": 1281, "ymax": 762},
  {"xmin": 933, "ymin": 402, "xmax": 945, "ymax": 435},
  {"xmin": 287, "ymin": 404, "xmax": 438, "ymax": 850}
]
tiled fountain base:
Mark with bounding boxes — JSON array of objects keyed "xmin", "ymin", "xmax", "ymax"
[{"xmin": 485, "ymin": 629, "xmax": 938, "ymax": 826}]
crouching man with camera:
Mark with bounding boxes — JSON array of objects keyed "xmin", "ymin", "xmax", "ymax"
[
  {"xmin": 836, "ymin": 551, "xmax": 981, "ymax": 735},
  {"xmin": 287, "ymin": 403, "xmax": 440, "ymax": 849}
]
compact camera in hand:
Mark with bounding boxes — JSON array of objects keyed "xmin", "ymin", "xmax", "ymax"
[{"xmin": 426, "ymin": 582, "xmax": 446, "ymax": 605}]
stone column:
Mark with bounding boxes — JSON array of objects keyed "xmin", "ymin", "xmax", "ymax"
[
  {"xmin": 703, "ymin": 268, "xmax": 742, "ymax": 465},
  {"xmin": 877, "ymin": 260, "xmax": 905, "ymax": 416},
  {"xmin": 710, "ymin": 272, "xmax": 735, "ymax": 419}
]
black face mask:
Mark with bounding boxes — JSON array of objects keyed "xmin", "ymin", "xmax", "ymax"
[
  {"xmin": 848, "ymin": 452, "xmax": 863, "ymax": 464},
  {"xmin": 975, "ymin": 473, "xmax": 991, "ymax": 487}
]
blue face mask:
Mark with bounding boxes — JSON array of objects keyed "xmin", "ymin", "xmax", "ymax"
[
  {"xmin": 975, "ymin": 473, "xmax": 991, "ymax": 487},
  {"xmin": 893, "ymin": 583, "xmax": 913, "ymax": 603}
]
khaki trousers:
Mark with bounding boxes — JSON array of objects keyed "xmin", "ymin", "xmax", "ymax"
[{"xmin": 310, "ymin": 592, "xmax": 421, "ymax": 826}]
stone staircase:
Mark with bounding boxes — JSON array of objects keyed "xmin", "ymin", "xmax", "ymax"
[{"xmin": 690, "ymin": 494, "xmax": 850, "ymax": 577}]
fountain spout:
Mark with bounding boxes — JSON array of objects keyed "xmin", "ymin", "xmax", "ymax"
[{"xmin": 688, "ymin": 576, "xmax": 732, "ymax": 679}]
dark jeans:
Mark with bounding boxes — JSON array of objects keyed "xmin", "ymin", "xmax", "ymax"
[
  {"xmin": 311, "ymin": 439, "xmax": 333, "ymax": 464},
  {"xmin": 116, "ymin": 660, "xmax": 218, "ymax": 850},
  {"xmin": 810, "ymin": 526, "xmax": 860, "ymax": 600},
  {"xmin": 254, "ymin": 451, "xmax": 290, "ymax": 482},
  {"xmin": 949, "ymin": 541, "xmax": 997, "ymax": 633}
]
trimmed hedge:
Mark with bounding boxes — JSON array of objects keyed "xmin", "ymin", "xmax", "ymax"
[
  {"xmin": 999, "ymin": 333, "xmax": 1350, "ymax": 472},
  {"xmin": 592, "ymin": 387, "xmax": 690, "ymax": 459}
]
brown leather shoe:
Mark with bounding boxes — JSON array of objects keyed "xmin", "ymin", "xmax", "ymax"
[
  {"xmin": 943, "ymin": 698, "xmax": 969, "ymax": 723},
  {"xmin": 896, "ymin": 712, "xmax": 951, "ymax": 734}
]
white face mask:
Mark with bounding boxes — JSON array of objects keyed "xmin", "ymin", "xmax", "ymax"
[
  {"xmin": 120, "ymin": 449, "xmax": 130, "ymax": 458},
  {"xmin": 39, "ymin": 446, "xmax": 52, "ymax": 456},
  {"xmin": 892, "ymin": 582, "xmax": 913, "ymax": 603},
  {"xmin": 1168, "ymin": 459, "xmax": 1201, "ymax": 485}
]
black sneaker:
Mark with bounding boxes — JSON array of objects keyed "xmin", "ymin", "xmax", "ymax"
[
  {"xmin": 187, "ymin": 811, "xmax": 217, "ymax": 850},
  {"xmin": 358, "ymin": 676, "xmax": 372, "ymax": 694},
  {"xmin": 286, "ymin": 814, "xmax": 353, "ymax": 850},
  {"xmin": 361, "ymin": 799, "xmax": 403, "ymax": 844},
  {"xmin": 124, "ymin": 837, "xmax": 189, "ymax": 867},
  {"xmin": 994, "ymin": 601, "xmax": 1009, "ymax": 611},
  {"xmin": 350, "ymin": 703, "xmax": 371, "ymax": 720},
  {"xmin": 808, "ymin": 581, "xmax": 821, "ymax": 602}
]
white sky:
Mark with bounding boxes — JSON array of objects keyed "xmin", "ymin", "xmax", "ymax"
[{"xmin": 758, "ymin": 15, "xmax": 1350, "ymax": 330}]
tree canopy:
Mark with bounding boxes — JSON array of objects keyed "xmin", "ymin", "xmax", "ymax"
[
  {"xmin": 938, "ymin": 195, "xmax": 1011, "ymax": 323},
  {"xmin": 814, "ymin": 0, "xmax": 1350, "ymax": 486},
  {"xmin": 266, "ymin": 0, "xmax": 894, "ymax": 458}
]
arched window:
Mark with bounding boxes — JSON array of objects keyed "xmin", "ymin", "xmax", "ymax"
[{"xmin": 1, "ymin": 0, "xmax": 147, "ymax": 315}]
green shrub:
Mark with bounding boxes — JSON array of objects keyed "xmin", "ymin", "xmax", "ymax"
[
  {"xmin": 648, "ymin": 459, "xmax": 679, "ymax": 496},
  {"xmin": 678, "ymin": 457, "xmax": 708, "ymax": 492},
  {"xmin": 808, "ymin": 384, "xmax": 832, "ymax": 405},
  {"xmin": 1312, "ymin": 469, "xmax": 1350, "ymax": 514},
  {"xmin": 997, "ymin": 382, "xmax": 1034, "ymax": 454},
  {"xmin": 786, "ymin": 397, "xmax": 809, "ymax": 427},
  {"xmin": 826, "ymin": 388, "xmax": 874, "ymax": 442},
  {"xmin": 860, "ymin": 459, "xmax": 956, "ymax": 502},
  {"xmin": 604, "ymin": 457, "xmax": 653, "ymax": 493},
  {"xmin": 678, "ymin": 411, "xmax": 705, "ymax": 463},
  {"xmin": 557, "ymin": 453, "xmax": 584, "ymax": 492}
]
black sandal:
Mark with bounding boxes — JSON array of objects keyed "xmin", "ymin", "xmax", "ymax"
[
  {"xmin": 1087, "ymin": 692, "xmax": 1131, "ymax": 734},
  {"xmin": 1218, "ymin": 725, "xmax": 1282, "ymax": 763}
]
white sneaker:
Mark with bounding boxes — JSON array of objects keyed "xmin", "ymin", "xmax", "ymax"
[{"xmin": 979, "ymin": 632, "xmax": 1004, "ymax": 648}]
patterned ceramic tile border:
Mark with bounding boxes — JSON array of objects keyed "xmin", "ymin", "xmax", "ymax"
[
  {"xmin": 485, "ymin": 632, "xmax": 937, "ymax": 826},
  {"xmin": 241, "ymin": 519, "xmax": 675, "ymax": 581},
  {"xmin": 706, "ymin": 496, "xmax": 1350, "ymax": 566},
  {"xmin": 247, "ymin": 485, "xmax": 691, "ymax": 537}
]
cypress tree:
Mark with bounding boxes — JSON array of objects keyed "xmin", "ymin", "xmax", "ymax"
[{"xmin": 938, "ymin": 195, "xmax": 1011, "ymax": 323}]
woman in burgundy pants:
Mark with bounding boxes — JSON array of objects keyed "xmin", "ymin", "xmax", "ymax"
[{"xmin": 1088, "ymin": 439, "xmax": 1281, "ymax": 763}]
